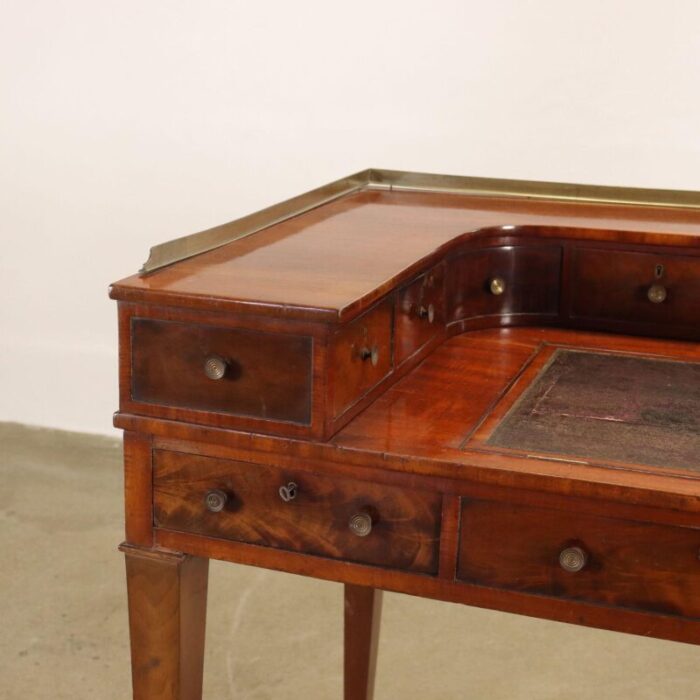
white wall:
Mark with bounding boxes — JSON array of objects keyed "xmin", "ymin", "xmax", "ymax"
[{"xmin": 2, "ymin": 1, "xmax": 700, "ymax": 435}]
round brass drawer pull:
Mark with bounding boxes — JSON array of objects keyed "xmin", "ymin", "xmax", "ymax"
[
  {"xmin": 559, "ymin": 546, "xmax": 588, "ymax": 573},
  {"xmin": 647, "ymin": 283, "xmax": 667, "ymax": 304},
  {"xmin": 359, "ymin": 346, "xmax": 379, "ymax": 367},
  {"xmin": 349, "ymin": 512, "xmax": 373, "ymax": 537},
  {"xmin": 489, "ymin": 277, "xmax": 506, "ymax": 296},
  {"xmin": 418, "ymin": 304, "xmax": 435, "ymax": 323},
  {"xmin": 204, "ymin": 355, "xmax": 228, "ymax": 380},
  {"xmin": 278, "ymin": 482, "xmax": 298, "ymax": 502},
  {"xmin": 204, "ymin": 489, "xmax": 228, "ymax": 513}
]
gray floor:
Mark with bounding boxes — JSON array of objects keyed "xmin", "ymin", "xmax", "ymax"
[{"xmin": 1, "ymin": 422, "xmax": 699, "ymax": 699}]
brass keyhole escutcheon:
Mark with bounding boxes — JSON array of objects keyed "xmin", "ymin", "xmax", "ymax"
[{"xmin": 278, "ymin": 482, "xmax": 298, "ymax": 503}]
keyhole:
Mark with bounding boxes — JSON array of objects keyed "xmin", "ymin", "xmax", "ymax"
[{"xmin": 655, "ymin": 264, "xmax": 665, "ymax": 279}]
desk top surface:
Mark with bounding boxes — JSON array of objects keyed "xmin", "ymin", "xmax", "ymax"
[
  {"xmin": 334, "ymin": 326, "xmax": 700, "ymax": 486},
  {"xmin": 110, "ymin": 187, "xmax": 700, "ymax": 321}
]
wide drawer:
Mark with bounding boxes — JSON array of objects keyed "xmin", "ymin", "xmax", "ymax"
[
  {"xmin": 457, "ymin": 499, "xmax": 700, "ymax": 618},
  {"xmin": 570, "ymin": 247, "xmax": 700, "ymax": 333},
  {"xmin": 131, "ymin": 318, "xmax": 313, "ymax": 425},
  {"xmin": 153, "ymin": 450, "xmax": 442, "ymax": 574}
]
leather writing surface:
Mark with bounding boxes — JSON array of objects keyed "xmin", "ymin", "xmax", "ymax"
[{"xmin": 487, "ymin": 349, "xmax": 700, "ymax": 471}]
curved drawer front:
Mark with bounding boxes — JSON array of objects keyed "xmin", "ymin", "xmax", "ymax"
[
  {"xmin": 447, "ymin": 245, "xmax": 562, "ymax": 323},
  {"xmin": 458, "ymin": 499, "xmax": 700, "ymax": 618},
  {"xmin": 571, "ymin": 247, "xmax": 700, "ymax": 335},
  {"xmin": 153, "ymin": 450, "xmax": 441, "ymax": 574},
  {"xmin": 131, "ymin": 318, "xmax": 313, "ymax": 425}
]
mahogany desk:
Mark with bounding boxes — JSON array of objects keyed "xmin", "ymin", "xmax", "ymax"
[{"xmin": 110, "ymin": 170, "xmax": 700, "ymax": 699}]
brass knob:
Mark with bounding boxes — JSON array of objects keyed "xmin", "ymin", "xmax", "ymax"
[
  {"xmin": 489, "ymin": 277, "xmax": 506, "ymax": 296},
  {"xmin": 647, "ymin": 283, "xmax": 667, "ymax": 304},
  {"xmin": 418, "ymin": 304, "xmax": 435, "ymax": 323},
  {"xmin": 349, "ymin": 512, "xmax": 373, "ymax": 537},
  {"xmin": 559, "ymin": 546, "xmax": 588, "ymax": 573},
  {"xmin": 278, "ymin": 482, "xmax": 298, "ymax": 502},
  {"xmin": 359, "ymin": 346, "xmax": 379, "ymax": 367},
  {"xmin": 204, "ymin": 355, "xmax": 227, "ymax": 380},
  {"xmin": 204, "ymin": 489, "xmax": 228, "ymax": 513}
]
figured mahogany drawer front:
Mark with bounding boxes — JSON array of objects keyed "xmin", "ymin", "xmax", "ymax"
[
  {"xmin": 571, "ymin": 248, "xmax": 700, "ymax": 332},
  {"xmin": 131, "ymin": 318, "xmax": 313, "ymax": 424},
  {"xmin": 153, "ymin": 450, "xmax": 441, "ymax": 574},
  {"xmin": 458, "ymin": 499, "xmax": 700, "ymax": 618},
  {"xmin": 395, "ymin": 263, "xmax": 445, "ymax": 364},
  {"xmin": 331, "ymin": 298, "xmax": 394, "ymax": 417},
  {"xmin": 447, "ymin": 246, "xmax": 562, "ymax": 323}
]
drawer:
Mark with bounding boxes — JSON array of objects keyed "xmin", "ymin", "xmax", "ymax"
[
  {"xmin": 395, "ymin": 263, "xmax": 445, "ymax": 364},
  {"xmin": 447, "ymin": 246, "xmax": 562, "ymax": 323},
  {"xmin": 153, "ymin": 450, "xmax": 441, "ymax": 574},
  {"xmin": 458, "ymin": 499, "xmax": 700, "ymax": 618},
  {"xmin": 330, "ymin": 298, "xmax": 393, "ymax": 417},
  {"xmin": 570, "ymin": 247, "xmax": 700, "ymax": 332},
  {"xmin": 131, "ymin": 318, "xmax": 313, "ymax": 424}
]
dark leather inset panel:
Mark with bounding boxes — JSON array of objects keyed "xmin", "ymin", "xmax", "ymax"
[{"xmin": 487, "ymin": 349, "xmax": 700, "ymax": 471}]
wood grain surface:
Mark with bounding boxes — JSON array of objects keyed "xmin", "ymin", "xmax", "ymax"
[
  {"xmin": 113, "ymin": 180, "xmax": 700, "ymax": 696},
  {"xmin": 344, "ymin": 585, "xmax": 382, "ymax": 700},
  {"xmin": 122, "ymin": 546, "xmax": 209, "ymax": 700},
  {"xmin": 153, "ymin": 449, "xmax": 442, "ymax": 574},
  {"xmin": 458, "ymin": 498, "xmax": 700, "ymax": 618},
  {"xmin": 109, "ymin": 189, "xmax": 700, "ymax": 321},
  {"xmin": 131, "ymin": 317, "xmax": 313, "ymax": 424}
]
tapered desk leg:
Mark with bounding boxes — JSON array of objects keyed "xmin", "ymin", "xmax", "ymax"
[
  {"xmin": 122, "ymin": 545, "xmax": 209, "ymax": 700},
  {"xmin": 344, "ymin": 584, "xmax": 383, "ymax": 700}
]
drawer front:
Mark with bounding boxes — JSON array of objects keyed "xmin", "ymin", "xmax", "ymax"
[
  {"xmin": 571, "ymin": 247, "xmax": 700, "ymax": 332},
  {"xmin": 131, "ymin": 318, "xmax": 313, "ymax": 424},
  {"xmin": 458, "ymin": 499, "xmax": 700, "ymax": 618},
  {"xmin": 331, "ymin": 298, "xmax": 393, "ymax": 417},
  {"xmin": 395, "ymin": 263, "xmax": 445, "ymax": 364},
  {"xmin": 447, "ymin": 246, "xmax": 562, "ymax": 323},
  {"xmin": 154, "ymin": 450, "xmax": 441, "ymax": 574}
]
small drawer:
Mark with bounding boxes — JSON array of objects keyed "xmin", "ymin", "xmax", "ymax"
[
  {"xmin": 570, "ymin": 247, "xmax": 700, "ymax": 333},
  {"xmin": 395, "ymin": 263, "xmax": 445, "ymax": 364},
  {"xmin": 153, "ymin": 450, "xmax": 441, "ymax": 574},
  {"xmin": 447, "ymin": 246, "xmax": 562, "ymax": 323},
  {"xmin": 131, "ymin": 318, "xmax": 313, "ymax": 425},
  {"xmin": 330, "ymin": 298, "xmax": 393, "ymax": 417},
  {"xmin": 458, "ymin": 499, "xmax": 700, "ymax": 618}
]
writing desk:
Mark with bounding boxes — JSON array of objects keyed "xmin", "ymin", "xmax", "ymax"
[{"xmin": 110, "ymin": 170, "xmax": 700, "ymax": 699}]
